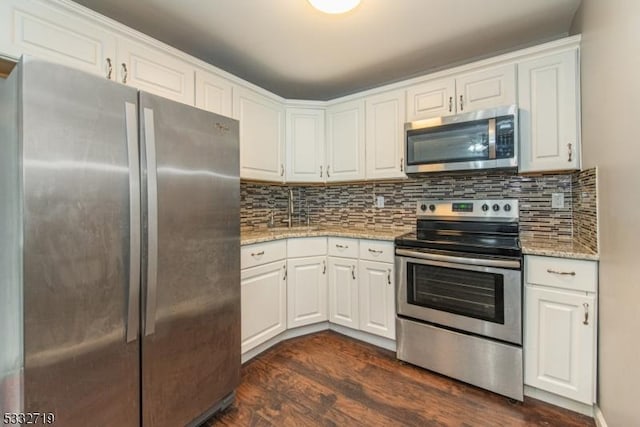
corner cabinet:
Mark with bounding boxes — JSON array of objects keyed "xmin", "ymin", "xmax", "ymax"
[
  {"xmin": 326, "ymin": 100, "xmax": 365, "ymax": 182},
  {"xmin": 285, "ymin": 108, "xmax": 325, "ymax": 183},
  {"xmin": 234, "ymin": 87, "xmax": 285, "ymax": 182},
  {"xmin": 524, "ymin": 255, "xmax": 597, "ymax": 405},
  {"xmin": 518, "ymin": 49, "xmax": 580, "ymax": 173},
  {"xmin": 365, "ymin": 90, "xmax": 406, "ymax": 180}
]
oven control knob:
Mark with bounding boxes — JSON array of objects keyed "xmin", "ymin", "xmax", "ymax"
[
  {"xmin": 420, "ymin": 204, "xmax": 427, "ymax": 212},
  {"xmin": 504, "ymin": 204, "xmax": 512, "ymax": 212},
  {"xmin": 482, "ymin": 203, "xmax": 489, "ymax": 212},
  {"xmin": 429, "ymin": 204, "xmax": 436, "ymax": 212},
  {"xmin": 492, "ymin": 204, "xmax": 500, "ymax": 212}
]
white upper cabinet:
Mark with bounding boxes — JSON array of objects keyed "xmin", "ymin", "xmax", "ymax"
[
  {"xmin": 518, "ymin": 50, "xmax": 580, "ymax": 173},
  {"xmin": 0, "ymin": 0, "xmax": 116, "ymax": 80},
  {"xmin": 406, "ymin": 64, "xmax": 516, "ymax": 121},
  {"xmin": 286, "ymin": 108, "xmax": 325, "ymax": 183},
  {"xmin": 326, "ymin": 100, "xmax": 365, "ymax": 182},
  {"xmin": 117, "ymin": 38, "xmax": 195, "ymax": 105},
  {"xmin": 234, "ymin": 87, "xmax": 285, "ymax": 182},
  {"xmin": 456, "ymin": 64, "xmax": 516, "ymax": 113},
  {"xmin": 406, "ymin": 77, "xmax": 456, "ymax": 121},
  {"xmin": 365, "ymin": 90, "xmax": 407, "ymax": 180},
  {"xmin": 195, "ymin": 69, "xmax": 233, "ymax": 117}
]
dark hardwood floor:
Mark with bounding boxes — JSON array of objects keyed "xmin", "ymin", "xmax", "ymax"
[{"xmin": 207, "ymin": 331, "xmax": 594, "ymax": 426}]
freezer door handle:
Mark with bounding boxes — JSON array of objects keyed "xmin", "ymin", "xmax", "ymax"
[
  {"xmin": 125, "ymin": 102, "xmax": 141, "ymax": 343},
  {"xmin": 143, "ymin": 107, "xmax": 159, "ymax": 337}
]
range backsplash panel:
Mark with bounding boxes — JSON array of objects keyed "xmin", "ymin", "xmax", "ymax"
[{"xmin": 242, "ymin": 168, "xmax": 598, "ymax": 248}]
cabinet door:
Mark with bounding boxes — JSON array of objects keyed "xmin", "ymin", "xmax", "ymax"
[
  {"xmin": 0, "ymin": 0, "xmax": 116, "ymax": 80},
  {"xmin": 365, "ymin": 90, "xmax": 406, "ymax": 180},
  {"xmin": 328, "ymin": 257, "xmax": 359, "ymax": 328},
  {"xmin": 117, "ymin": 38, "xmax": 195, "ymax": 104},
  {"xmin": 525, "ymin": 286, "xmax": 595, "ymax": 404},
  {"xmin": 456, "ymin": 63, "xmax": 516, "ymax": 113},
  {"xmin": 358, "ymin": 260, "xmax": 395, "ymax": 339},
  {"xmin": 234, "ymin": 87, "xmax": 285, "ymax": 182},
  {"xmin": 195, "ymin": 69, "xmax": 233, "ymax": 117},
  {"xmin": 287, "ymin": 256, "xmax": 328, "ymax": 328},
  {"xmin": 326, "ymin": 100, "xmax": 365, "ymax": 182},
  {"xmin": 241, "ymin": 260, "xmax": 287, "ymax": 354},
  {"xmin": 518, "ymin": 50, "xmax": 579, "ymax": 172},
  {"xmin": 406, "ymin": 77, "xmax": 455, "ymax": 121},
  {"xmin": 286, "ymin": 108, "xmax": 325, "ymax": 183}
]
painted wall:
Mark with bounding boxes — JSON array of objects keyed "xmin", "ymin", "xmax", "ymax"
[{"xmin": 570, "ymin": 1, "xmax": 640, "ymax": 425}]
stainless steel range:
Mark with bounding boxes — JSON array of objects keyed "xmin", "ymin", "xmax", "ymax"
[{"xmin": 395, "ymin": 199, "xmax": 523, "ymax": 401}]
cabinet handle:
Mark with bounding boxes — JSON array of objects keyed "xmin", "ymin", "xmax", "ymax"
[
  {"xmin": 546, "ymin": 269, "xmax": 576, "ymax": 276},
  {"xmin": 326, "ymin": 165, "xmax": 331, "ymax": 178},
  {"xmin": 400, "ymin": 157, "xmax": 404, "ymax": 172},
  {"xmin": 322, "ymin": 260, "xmax": 326, "ymax": 274},
  {"xmin": 583, "ymin": 303, "xmax": 589, "ymax": 325},
  {"xmin": 106, "ymin": 57, "xmax": 113, "ymax": 80},
  {"xmin": 368, "ymin": 248, "xmax": 383, "ymax": 255},
  {"xmin": 280, "ymin": 164, "xmax": 284, "ymax": 177},
  {"xmin": 387, "ymin": 269, "xmax": 391, "ymax": 285},
  {"xmin": 568, "ymin": 143, "xmax": 573, "ymax": 162},
  {"xmin": 283, "ymin": 264, "xmax": 287, "ymax": 281},
  {"xmin": 336, "ymin": 244, "xmax": 349, "ymax": 249},
  {"xmin": 459, "ymin": 95, "xmax": 464, "ymax": 111},
  {"xmin": 251, "ymin": 251, "xmax": 264, "ymax": 257},
  {"xmin": 121, "ymin": 63, "xmax": 128, "ymax": 84},
  {"xmin": 320, "ymin": 165, "xmax": 323, "ymax": 178},
  {"xmin": 448, "ymin": 96, "xmax": 453, "ymax": 112},
  {"xmin": 351, "ymin": 265, "xmax": 356, "ymax": 280}
]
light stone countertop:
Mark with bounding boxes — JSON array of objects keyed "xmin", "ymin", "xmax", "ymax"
[
  {"xmin": 241, "ymin": 226, "xmax": 412, "ymax": 246},
  {"xmin": 520, "ymin": 236, "xmax": 599, "ymax": 261}
]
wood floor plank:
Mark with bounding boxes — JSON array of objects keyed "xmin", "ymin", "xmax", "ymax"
[{"xmin": 207, "ymin": 331, "xmax": 594, "ymax": 427}]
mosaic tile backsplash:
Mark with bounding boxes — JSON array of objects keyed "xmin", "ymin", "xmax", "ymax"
[{"xmin": 241, "ymin": 168, "xmax": 597, "ymax": 251}]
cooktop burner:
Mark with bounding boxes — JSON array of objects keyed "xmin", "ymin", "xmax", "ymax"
[{"xmin": 395, "ymin": 199, "xmax": 522, "ymax": 259}]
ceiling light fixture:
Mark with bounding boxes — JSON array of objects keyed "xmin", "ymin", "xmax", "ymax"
[{"xmin": 308, "ymin": 0, "xmax": 361, "ymax": 14}]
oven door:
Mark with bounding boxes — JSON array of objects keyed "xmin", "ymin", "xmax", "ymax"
[{"xmin": 396, "ymin": 249, "xmax": 522, "ymax": 345}]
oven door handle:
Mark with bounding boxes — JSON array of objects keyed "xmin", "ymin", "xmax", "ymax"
[{"xmin": 395, "ymin": 249, "xmax": 521, "ymax": 269}]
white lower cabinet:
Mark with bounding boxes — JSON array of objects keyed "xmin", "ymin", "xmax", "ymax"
[
  {"xmin": 328, "ymin": 256, "xmax": 359, "ymax": 328},
  {"xmin": 240, "ymin": 260, "xmax": 287, "ymax": 354},
  {"xmin": 524, "ymin": 255, "xmax": 597, "ymax": 405},
  {"xmin": 287, "ymin": 256, "xmax": 328, "ymax": 328},
  {"xmin": 358, "ymin": 260, "xmax": 395, "ymax": 339}
]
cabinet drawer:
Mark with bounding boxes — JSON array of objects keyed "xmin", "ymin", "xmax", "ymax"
[
  {"xmin": 328, "ymin": 237, "xmax": 359, "ymax": 258},
  {"xmin": 287, "ymin": 237, "xmax": 327, "ymax": 258},
  {"xmin": 359, "ymin": 240, "xmax": 394, "ymax": 263},
  {"xmin": 241, "ymin": 240, "xmax": 287, "ymax": 269},
  {"xmin": 525, "ymin": 255, "xmax": 597, "ymax": 293}
]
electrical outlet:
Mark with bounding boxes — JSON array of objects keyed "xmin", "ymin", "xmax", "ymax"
[
  {"xmin": 376, "ymin": 196, "xmax": 384, "ymax": 208},
  {"xmin": 551, "ymin": 193, "xmax": 565, "ymax": 209}
]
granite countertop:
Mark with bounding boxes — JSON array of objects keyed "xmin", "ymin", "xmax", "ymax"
[
  {"xmin": 241, "ymin": 226, "xmax": 411, "ymax": 246},
  {"xmin": 520, "ymin": 236, "xmax": 599, "ymax": 261}
]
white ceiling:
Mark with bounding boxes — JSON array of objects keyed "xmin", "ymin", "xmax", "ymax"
[{"xmin": 72, "ymin": 0, "xmax": 582, "ymax": 100}]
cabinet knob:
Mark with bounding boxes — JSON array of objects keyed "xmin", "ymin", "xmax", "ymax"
[
  {"xmin": 121, "ymin": 63, "xmax": 128, "ymax": 84},
  {"xmin": 448, "ymin": 96, "xmax": 453, "ymax": 112},
  {"xmin": 280, "ymin": 164, "xmax": 284, "ymax": 177},
  {"xmin": 459, "ymin": 95, "xmax": 464, "ymax": 111},
  {"xmin": 320, "ymin": 165, "xmax": 323, "ymax": 178},
  {"xmin": 568, "ymin": 143, "xmax": 573, "ymax": 162},
  {"xmin": 282, "ymin": 264, "xmax": 287, "ymax": 281},
  {"xmin": 250, "ymin": 250, "xmax": 265, "ymax": 257},
  {"xmin": 351, "ymin": 265, "xmax": 356, "ymax": 280},
  {"xmin": 400, "ymin": 157, "xmax": 404, "ymax": 172},
  {"xmin": 322, "ymin": 260, "xmax": 326, "ymax": 274},
  {"xmin": 387, "ymin": 269, "xmax": 391, "ymax": 285},
  {"xmin": 368, "ymin": 248, "xmax": 383, "ymax": 255},
  {"xmin": 326, "ymin": 165, "xmax": 331, "ymax": 178},
  {"xmin": 105, "ymin": 57, "xmax": 113, "ymax": 80}
]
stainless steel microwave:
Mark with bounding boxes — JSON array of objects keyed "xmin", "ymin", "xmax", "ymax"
[{"xmin": 404, "ymin": 105, "xmax": 518, "ymax": 173}]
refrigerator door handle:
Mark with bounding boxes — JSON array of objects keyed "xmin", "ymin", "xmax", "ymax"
[
  {"xmin": 125, "ymin": 102, "xmax": 141, "ymax": 343},
  {"xmin": 143, "ymin": 107, "xmax": 159, "ymax": 337}
]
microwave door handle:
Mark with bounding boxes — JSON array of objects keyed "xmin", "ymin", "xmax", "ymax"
[{"xmin": 488, "ymin": 118, "xmax": 496, "ymax": 159}]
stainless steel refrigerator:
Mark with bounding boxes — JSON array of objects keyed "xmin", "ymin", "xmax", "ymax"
[{"xmin": 0, "ymin": 56, "xmax": 240, "ymax": 427}]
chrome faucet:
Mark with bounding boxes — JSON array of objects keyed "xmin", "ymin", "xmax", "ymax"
[{"xmin": 283, "ymin": 188, "xmax": 293, "ymax": 228}]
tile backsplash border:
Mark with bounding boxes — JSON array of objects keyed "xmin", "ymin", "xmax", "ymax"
[{"xmin": 241, "ymin": 168, "xmax": 598, "ymax": 251}]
